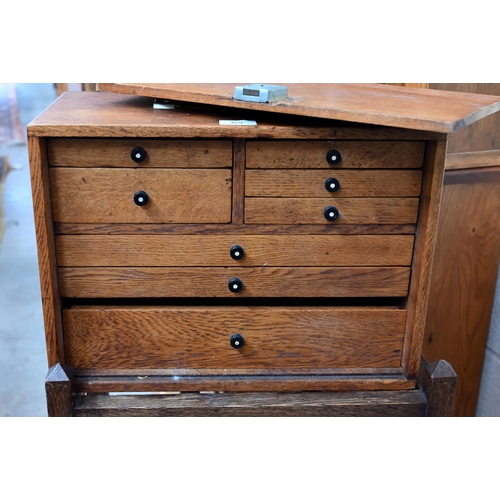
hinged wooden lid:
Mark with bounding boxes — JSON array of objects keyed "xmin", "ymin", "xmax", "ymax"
[{"xmin": 96, "ymin": 83, "xmax": 500, "ymax": 134}]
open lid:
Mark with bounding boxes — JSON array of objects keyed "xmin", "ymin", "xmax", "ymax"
[{"xmin": 96, "ymin": 83, "xmax": 500, "ymax": 134}]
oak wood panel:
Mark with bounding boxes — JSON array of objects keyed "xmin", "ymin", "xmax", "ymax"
[
  {"xmin": 245, "ymin": 169, "xmax": 423, "ymax": 197},
  {"xmin": 63, "ymin": 306, "xmax": 407, "ymax": 370},
  {"xmin": 28, "ymin": 136, "xmax": 65, "ymax": 366},
  {"xmin": 401, "ymin": 141, "xmax": 447, "ymax": 379},
  {"xmin": 56, "ymin": 234, "xmax": 415, "ymax": 267},
  {"xmin": 245, "ymin": 198, "xmax": 419, "ymax": 225},
  {"xmin": 58, "ymin": 266, "xmax": 411, "ymax": 298},
  {"xmin": 27, "ymin": 92, "xmax": 445, "ymax": 141},
  {"xmin": 445, "ymin": 150, "xmax": 500, "ymax": 170},
  {"xmin": 47, "ymin": 138, "xmax": 232, "ymax": 167},
  {"xmin": 232, "ymin": 139, "xmax": 245, "ymax": 224},
  {"xmin": 246, "ymin": 140, "xmax": 425, "ymax": 169},
  {"xmin": 96, "ymin": 83, "xmax": 500, "ymax": 133},
  {"xmin": 45, "ymin": 364, "xmax": 75, "ymax": 417},
  {"xmin": 50, "ymin": 168, "xmax": 232, "ymax": 223},
  {"xmin": 73, "ymin": 390, "xmax": 426, "ymax": 417},
  {"xmin": 423, "ymin": 171, "xmax": 500, "ymax": 416},
  {"xmin": 54, "ymin": 222, "xmax": 417, "ymax": 235}
]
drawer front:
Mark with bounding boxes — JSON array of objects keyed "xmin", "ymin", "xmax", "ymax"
[
  {"xmin": 47, "ymin": 138, "xmax": 233, "ymax": 168},
  {"xmin": 246, "ymin": 140, "xmax": 425, "ymax": 169},
  {"xmin": 50, "ymin": 168, "xmax": 232, "ymax": 223},
  {"xmin": 245, "ymin": 169, "xmax": 423, "ymax": 197},
  {"xmin": 245, "ymin": 198, "xmax": 419, "ymax": 225},
  {"xmin": 56, "ymin": 234, "xmax": 415, "ymax": 267},
  {"xmin": 63, "ymin": 306, "xmax": 407, "ymax": 370},
  {"xmin": 58, "ymin": 266, "xmax": 411, "ymax": 298}
]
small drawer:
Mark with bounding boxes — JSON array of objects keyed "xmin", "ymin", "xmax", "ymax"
[
  {"xmin": 62, "ymin": 306, "xmax": 407, "ymax": 370},
  {"xmin": 58, "ymin": 266, "xmax": 411, "ymax": 298},
  {"xmin": 246, "ymin": 140, "xmax": 425, "ymax": 169},
  {"xmin": 56, "ymin": 234, "xmax": 415, "ymax": 267},
  {"xmin": 50, "ymin": 168, "xmax": 232, "ymax": 223},
  {"xmin": 245, "ymin": 169, "xmax": 423, "ymax": 198},
  {"xmin": 47, "ymin": 138, "xmax": 233, "ymax": 168},
  {"xmin": 245, "ymin": 198, "xmax": 419, "ymax": 224}
]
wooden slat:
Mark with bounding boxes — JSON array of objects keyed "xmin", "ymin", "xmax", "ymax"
[
  {"xmin": 63, "ymin": 306, "xmax": 407, "ymax": 370},
  {"xmin": 232, "ymin": 139, "xmax": 245, "ymax": 224},
  {"xmin": 47, "ymin": 138, "xmax": 232, "ymax": 167},
  {"xmin": 445, "ymin": 150, "xmax": 500, "ymax": 170},
  {"xmin": 95, "ymin": 83, "xmax": 500, "ymax": 133},
  {"xmin": 245, "ymin": 198, "xmax": 419, "ymax": 225},
  {"xmin": 73, "ymin": 390, "xmax": 426, "ymax": 417},
  {"xmin": 245, "ymin": 169, "xmax": 423, "ymax": 197},
  {"xmin": 56, "ymin": 234, "xmax": 415, "ymax": 267},
  {"xmin": 246, "ymin": 140, "xmax": 425, "ymax": 169},
  {"xmin": 58, "ymin": 266, "xmax": 411, "ymax": 298},
  {"xmin": 28, "ymin": 136, "xmax": 65, "ymax": 366},
  {"xmin": 50, "ymin": 168, "xmax": 232, "ymax": 223}
]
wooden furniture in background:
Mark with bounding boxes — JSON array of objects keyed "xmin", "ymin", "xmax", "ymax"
[
  {"xmin": 28, "ymin": 85, "xmax": 500, "ymax": 416},
  {"xmin": 55, "ymin": 83, "xmax": 96, "ymax": 96}
]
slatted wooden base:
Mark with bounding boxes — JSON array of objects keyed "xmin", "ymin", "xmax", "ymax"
[{"xmin": 45, "ymin": 358, "xmax": 457, "ymax": 417}]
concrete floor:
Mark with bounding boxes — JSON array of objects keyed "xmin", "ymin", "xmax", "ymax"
[{"xmin": 0, "ymin": 84, "xmax": 56, "ymax": 416}]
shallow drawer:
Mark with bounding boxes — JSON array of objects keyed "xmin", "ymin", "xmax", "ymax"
[
  {"xmin": 47, "ymin": 138, "xmax": 232, "ymax": 168},
  {"xmin": 56, "ymin": 234, "xmax": 415, "ymax": 267},
  {"xmin": 50, "ymin": 168, "xmax": 232, "ymax": 223},
  {"xmin": 246, "ymin": 140, "xmax": 425, "ymax": 169},
  {"xmin": 58, "ymin": 266, "xmax": 411, "ymax": 298},
  {"xmin": 245, "ymin": 169, "xmax": 423, "ymax": 197},
  {"xmin": 63, "ymin": 306, "xmax": 407, "ymax": 370},
  {"xmin": 245, "ymin": 198, "xmax": 419, "ymax": 224}
]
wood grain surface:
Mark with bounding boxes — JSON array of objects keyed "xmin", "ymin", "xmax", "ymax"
[
  {"xmin": 63, "ymin": 306, "xmax": 407, "ymax": 370},
  {"xmin": 50, "ymin": 168, "xmax": 232, "ymax": 223},
  {"xmin": 58, "ymin": 266, "xmax": 410, "ymax": 298},
  {"xmin": 56, "ymin": 234, "xmax": 415, "ymax": 267},
  {"xmin": 246, "ymin": 140, "xmax": 425, "ymax": 169},
  {"xmin": 232, "ymin": 139, "xmax": 245, "ymax": 224},
  {"xmin": 45, "ymin": 364, "xmax": 74, "ymax": 417},
  {"xmin": 245, "ymin": 197, "xmax": 419, "ymax": 225},
  {"xmin": 73, "ymin": 390, "xmax": 426, "ymax": 417},
  {"xmin": 47, "ymin": 138, "xmax": 232, "ymax": 168},
  {"xmin": 246, "ymin": 169, "xmax": 423, "ymax": 197},
  {"xmin": 95, "ymin": 83, "xmax": 500, "ymax": 133}
]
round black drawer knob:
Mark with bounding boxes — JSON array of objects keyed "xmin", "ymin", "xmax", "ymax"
[
  {"xmin": 326, "ymin": 149, "xmax": 342, "ymax": 166},
  {"xmin": 230, "ymin": 333, "xmax": 245, "ymax": 349},
  {"xmin": 324, "ymin": 206, "xmax": 339, "ymax": 221},
  {"xmin": 325, "ymin": 177, "xmax": 340, "ymax": 193},
  {"xmin": 230, "ymin": 245, "xmax": 245, "ymax": 260},
  {"xmin": 134, "ymin": 191, "xmax": 149, "ymax": 206},
  {"xmin": 131, "ymin": 147, "xmax": 147, "ymax": 163},
  {"xmin": 228, "ymin": 277, "xmax": 243, "ymax": 293}
]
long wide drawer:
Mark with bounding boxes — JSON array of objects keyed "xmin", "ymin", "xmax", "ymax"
[
  {"xmin": 58, "ymin": 266, "xmax": 411, "ymax": 298},
  {"xmin": 63, "ymin": 306, "xmax": 407, "ymax": 370},
  {"xmin": 50, "ymin": 168, "xmax": 232, "ymax": 223},
  {"xmin": 246, "ymin": 140, "xmax": 425, "ymax": 169},
  {"xmin": 47, "ymin": 138, "xmax": 233, "ymax": 168},
  {"xmin": 56, "ymin": 234, "xmax": 415, "ymax": 267}
]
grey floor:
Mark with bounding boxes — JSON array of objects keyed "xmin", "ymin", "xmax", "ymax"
[{"xmin": 0, "ymin": 84, "xmax": 498, "ymax": 417}]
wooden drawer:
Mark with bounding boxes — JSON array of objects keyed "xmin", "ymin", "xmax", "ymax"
[
  {"xmin": 245, "ymin": 198, "xmax": 419, "ymax": 224},
  {"xmin": 62, "ymin": 306, "xmax": 407, "ymax": 370},
  {"xmin": 58, "ymin": 266, "xmax": 411, "ymax": 298},
  {"xmin": 246, "ymin": 140, "xmax": 425, "ymax": 169},
  {"xmin": 50, "ymin": 168, "xmax": 232, "ymax": 223},
  {"xmin": 47, "ymin": 138, "xmax": 232, "ymax": 168},
  {"xmin": 245, "ymin": 169, "xmax": 423, "ymax": 197},
  {"xmin": 56, "ymin": 234, "xmax": 415, "ymax": 267}
]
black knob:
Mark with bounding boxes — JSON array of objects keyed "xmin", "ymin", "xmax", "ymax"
[
  {"xmin": 228, "ymin": 277, "xmax": 243, "ymax": 293},
  {"xmin": 131, "ymin": 147, "xmax": 147, "ymax": 163},
  {"xmin": 325, "ymin": 177, "xmax": 340, "ymax": 193},
  {"xmin": 324, "ymin": 206, "xmax": 339, "ymax": 221},
  {"xmin": 134, "ymin": 191, "xmax": 149, "ymax": 206},
  {"xmin": 230, "ymin": 333, "xmax": 245, "ymax": 349},
  {"xmin": 326, "ymin": 149, "xmax": 342, "ymax": 166},
  {"xmin": 230, "ymin": 245, "xmax": 245, "ymax": 260}
]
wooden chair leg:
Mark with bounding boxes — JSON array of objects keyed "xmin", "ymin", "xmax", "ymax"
[
  {"xmin": 419, "ymin": 357, "xmax": 457, "ymax": 416},
  {"xmin": 45, "ymin": 364, "xmax": 75, "ymax": 417}
]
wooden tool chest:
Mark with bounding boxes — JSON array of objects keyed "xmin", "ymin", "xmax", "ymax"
[{"xmin": 28, "ymin": 85, "xmax": 500, "ymax": 416}]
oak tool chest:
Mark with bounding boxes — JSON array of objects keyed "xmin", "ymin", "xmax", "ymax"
[{"xmin": 28, "ymin": 84, "xmax": 500, "ymax": 416}]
